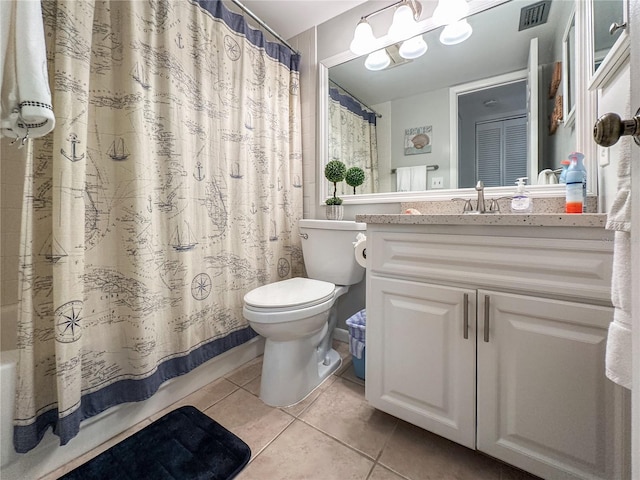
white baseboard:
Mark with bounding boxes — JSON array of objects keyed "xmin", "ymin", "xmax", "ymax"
[{"xmin": 333, "ymin": 327, "xmax": 349, "ymax": 343}]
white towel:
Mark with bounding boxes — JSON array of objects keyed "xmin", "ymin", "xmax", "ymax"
[
  {"xmin": 605, "ymin": 135, "xmax": 632, "ymax": 390},
  {"xmin": 396, "ymin": 167, "xmax": 411, "ymax": 192},
  {"xmin": 409, "ymin": 165, "xmax": 427, "ymax": 191},
  {"xmin": 1, "ymin": 0, "xmax": 55, "ymax": 139},
  {"xmin": 537, "ymin": 169, "xmax": 558, "ymax": 185}
]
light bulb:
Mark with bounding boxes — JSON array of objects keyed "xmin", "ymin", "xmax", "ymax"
[
  {"xmin": 388, "ymin": 4, "xmax": 419, "ymax": 42},
  {"xmin": 439, "ymin": 19, "xmax": 473, "ymax": 45},
  {"xmin": 432, "ymin": 0, "xmax": 469, "ymax": 26},
  {"xmin": 399, "ymin": 35, "xmax": 428, "ymax": 59},
  {"xmin": 365, "ymin": 49, "xmax": 391, "ymax": 71},
  {"xmin": 350, "ymin": 19, "xmax": 376, "ymax": 55}
]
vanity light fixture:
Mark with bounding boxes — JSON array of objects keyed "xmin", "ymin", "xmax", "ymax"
[
  {"xmin": 388, "ymin": 3, "xmax": 421, "ymax": 41},
  {"xmin": 350, "ymin": 19, "xmax": 376, "ymax": 56},
  {"xmin": 439, "ymin": 18, "xmax": 473, "ymax": 45},
  {"xmin": 365, "ymin": 48, "xmax": 392, "ymax": 71},
  {"xmin": 351, "ymin": 0, "xmax": 427, "ymax": 67},
  {"xmin": 398, "ymin": 34, "xmax": 428, "ymax": 59}
]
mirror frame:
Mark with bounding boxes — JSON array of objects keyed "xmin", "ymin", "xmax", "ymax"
[
  {"xmin": 317, "ymin": 0, "xmax": 594, "ymax": 206},
  {"xmin": 562, "ymin": 8, "xmax": 576, "ymax": 127}
]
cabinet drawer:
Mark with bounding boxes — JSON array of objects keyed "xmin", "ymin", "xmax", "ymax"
[{"xmin": 370, "ymin": 232, "xmax": 613, "ymax": 302}]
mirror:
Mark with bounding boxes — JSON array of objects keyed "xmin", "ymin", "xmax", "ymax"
[
  {"xmin": 592, "ymin": 0, "xmax": 624, "ymax": 73},
  {"xmin": 322, "ymin": 0, "xmax": 577, "ymax": 199}
]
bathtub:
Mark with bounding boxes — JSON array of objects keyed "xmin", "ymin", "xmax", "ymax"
[
  {"xmin": 0, "ymin": 349, "xmax": 18, "ymax": 468},
  {"xmin": 0, "ymin": 304, "xmax": 18, "ymax": 468},
  {"xmin": 0, "ymin": 300, "xmax": 264, "ymax": 480}
]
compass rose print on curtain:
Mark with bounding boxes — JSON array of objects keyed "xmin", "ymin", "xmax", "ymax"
[{"xmin": 15, "ymin": 0, "xmax": 302, "ymax": 452}]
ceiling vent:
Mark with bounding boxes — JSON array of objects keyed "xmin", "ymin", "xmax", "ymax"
[{"xmin": 518, "ymin": 1, "xmax": 551, "ymax": 31}]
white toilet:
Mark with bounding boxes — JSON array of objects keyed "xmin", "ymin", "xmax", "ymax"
[{"xmin": 243, "ymin": 219, "xmax": 366, "ymax": 407}]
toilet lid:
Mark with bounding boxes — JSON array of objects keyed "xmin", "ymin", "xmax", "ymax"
[{"xmin": 244, "ymin": 277, "xmax": 335, "ymax": 309}]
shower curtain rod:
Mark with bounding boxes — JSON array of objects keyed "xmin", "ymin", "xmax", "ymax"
[
  {"xmin": 329, "ymin": 79, "xmax": 382, "ymax": 118},
  {"xmin": 230, "ymin": 0, "xmax": 300, "ymax": 55}
]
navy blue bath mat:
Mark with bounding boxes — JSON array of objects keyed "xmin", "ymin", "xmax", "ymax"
[{"xmin": 60, "ymin": 406, "xmax": 251, "ymax": 480}]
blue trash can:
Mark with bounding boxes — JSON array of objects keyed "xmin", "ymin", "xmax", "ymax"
[{"xmin": 346, "ymin": 309, "xmax": 366, "ymax": 380}]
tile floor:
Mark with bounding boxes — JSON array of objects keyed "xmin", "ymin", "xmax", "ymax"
[{"xmin": 43, "ymin": 341, "xmax": 541, "ymax": 480}]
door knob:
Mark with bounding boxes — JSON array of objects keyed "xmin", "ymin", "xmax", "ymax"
[{"xmin": 593, "ymin": 109, "xmax": 640, "ymax": 147}]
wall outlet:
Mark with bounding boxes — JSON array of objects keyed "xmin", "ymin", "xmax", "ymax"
[
  {"xmin": 431, "ymin": 176, "xmax": 444, "ymax": 189},
  {"xmin": 598, "ymin": 146, "xmax": 610, "ymax": 167}
]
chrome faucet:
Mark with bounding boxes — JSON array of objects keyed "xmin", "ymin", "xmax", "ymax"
[{"xmin": 475, "ymin": 181, "xmax": 486, "ymax": 213}]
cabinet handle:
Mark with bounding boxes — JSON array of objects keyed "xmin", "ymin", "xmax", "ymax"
[
  {"xmin": 484, "ymin": 295, "xmax": 490, "ymax": 343},
  {"xmin": 463, "ymin": 293, "xmax": 469, "ymax": 339}
]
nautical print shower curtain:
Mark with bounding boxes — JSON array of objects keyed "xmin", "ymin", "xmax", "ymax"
[
  {"xmin": 328, "ymin": 87, "xmax": 379, "ymax": 195},
  {"xmin": 15, "ymin": 0, "xmax": 303, "ymax": 452}
]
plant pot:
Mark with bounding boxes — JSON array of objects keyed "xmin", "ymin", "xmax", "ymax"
[{"xmin": 325, "ymin": 204, "xmax": 344, "ymax": 220}]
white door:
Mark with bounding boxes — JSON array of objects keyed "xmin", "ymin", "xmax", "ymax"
[
  {"xmin": 627, "ymin": 2, "xmax": 639, "ymax": 476},
  {"xmin": 366, "ymin": 277, "xmax": 476, "ymax": 448},
  {"xmin": 476, "ymin": 290, "xmax": 622, "ymax": 480},
  {"xmin": 591, "ymin": 1, "xmax": 639, "ymax": 475}
]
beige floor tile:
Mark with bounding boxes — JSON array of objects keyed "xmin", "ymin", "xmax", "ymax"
[
  {"xmin": 225, "ymin": 355, "xmax": 263, "ymax": 387},
  {"xmin": 300, "ymin": 378, "xmax": 397, "ymax": 459},
  {"xmin": 39, "ymin": 418, "xmax": 152, "ymax": 480},
  {"xmin": 280, "ymin": 374, "xmax": 337, "ymax": 418},
  {"xmin": 379, "ymin": 420, "xmax": 503, "ymax": 480},
  {"xmin": 368, "ymin": 464, "xmax": 410, "ymax": 480},
  {"xmin": 340, "ymin": 360, "xmax": 365, "ymax": 386},
  {"xmin": 243, "ymin": 375, "xmax": 261, "ymax": 396},
  {"xmin": 333, "ymin": 338, "xmax": 351, "ymax": 360},
  {"xmin": 334, "ymin": 354, "xmax": 353, "ymax": 377},
  {"xmin": 235, "ymin": 420, "xmax": 374, "ymax": 480},
  {"xmin": 204, "ymin": 388, "xmax": 294, "ymax": 458},
  {"xmin": 150, "ymin": 377, "xmax": 239, "ymax": 421}
]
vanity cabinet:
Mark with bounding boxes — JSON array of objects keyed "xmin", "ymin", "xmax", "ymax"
[{"xmin": 364, "ymin": 223, "xmax": 627, "ymax": 480}]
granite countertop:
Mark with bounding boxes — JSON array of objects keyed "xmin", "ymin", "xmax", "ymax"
[{"xmin": 355, "ymin": 213, "xmax": 608, "ymax": 228}]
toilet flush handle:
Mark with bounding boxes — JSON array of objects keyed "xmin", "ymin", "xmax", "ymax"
[{"xmin": 299, "ymin": 233, "xmax": 308, "ymax": 239}]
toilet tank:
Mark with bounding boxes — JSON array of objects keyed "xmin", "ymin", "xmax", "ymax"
[{"xmin": 298, "ymin": 219, "xmax": 366, "ymax": 286}]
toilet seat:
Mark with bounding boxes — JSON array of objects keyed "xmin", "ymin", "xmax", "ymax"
[
  {"xmin": 243, "ymin": 277, "xmax": 336, "ymax": 323},
  {"xmin": 244, "ymin": 277, "xmax": 335, "ymax": 311}
]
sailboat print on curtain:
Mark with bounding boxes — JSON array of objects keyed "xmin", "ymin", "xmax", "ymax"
[
  {"xmin": 170, "ymin": 220, "xmax": 197, "ymax": 251},
  {"xmin": 107, "ymin": 138, "xmax": 129, "ymax": 161},
  {"xmin": 230, "ymin": 162, "xmax": 243, "ymax": 179},
  {"xmin": 39, "ymin": 234, "xmax": 68, "ymax": 263},
  {"xmin": 269, "ymin": 220, "xmax": 278, "ymax": 241},
  {"xmin": 131, "ymin": 61, "xmax": 150, "ymax": 89}
]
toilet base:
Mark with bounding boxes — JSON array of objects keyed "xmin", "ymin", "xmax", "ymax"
[{"xmin": 259, "ymin": 337, "xmax": 342, "ymax": 407}]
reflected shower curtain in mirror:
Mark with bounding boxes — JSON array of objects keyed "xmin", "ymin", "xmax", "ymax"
[
  {"xmin": 15, "ymin": 0, "xmax": 302, "ymax": 452},
  {"xmin": 328, "ymin": 88, "xmax": 379, "ymax": 195}
]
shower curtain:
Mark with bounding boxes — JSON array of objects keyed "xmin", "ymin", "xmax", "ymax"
[
  {"xmin": 15, "ymin": 0, "xmax": 302, "ymax": 453},
  {"xmin": 328, "ymin": 87, "xmax": 379, "ymax": 195}
]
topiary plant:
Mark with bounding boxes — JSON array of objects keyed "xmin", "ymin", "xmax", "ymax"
[
  {"xmin": 324, "ymin": 160, "xmax": 346, "ymax": 205},
  {"xmin": 345, "ymin": 167, "xmax": 365, "ymax": 195}
]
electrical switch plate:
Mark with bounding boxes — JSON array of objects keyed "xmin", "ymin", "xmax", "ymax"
[
  {"xmin": 431, "ymin": 176, "xmax": 444, "ymax": 188},
  {"xmin": 598, "ymin": 145, "xmax": 610, "ymax": 167}
]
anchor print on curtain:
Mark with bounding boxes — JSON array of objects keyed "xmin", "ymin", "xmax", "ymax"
[{"xmin": 15, "ymin": 0, "xmax": 303, "ymax": 452}]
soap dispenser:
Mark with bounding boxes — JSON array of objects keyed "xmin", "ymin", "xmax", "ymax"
[{"xmin": 510, "ymin": 177, "xmax": 533, "ymax": 213}]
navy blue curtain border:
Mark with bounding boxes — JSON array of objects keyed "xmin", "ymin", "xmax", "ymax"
[
  {"xmin": 14, "ymin": 326, "xmax": 258, "ymax": 453},
  {"xmin": 329, "ymin": 88, "xmax": 377, "ymax": 125},
  {"xmin": 192, "ymin": 0, "xmax": 300, "ymax": 72}
]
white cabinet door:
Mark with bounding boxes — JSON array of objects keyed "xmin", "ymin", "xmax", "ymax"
[
  {"xmin": 477, "ymin": 290, "xmax": 624, "ymax": 480},
  {"xmin": 366, "ymin": 276, "xmax": 476, "ymax": 448}
]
